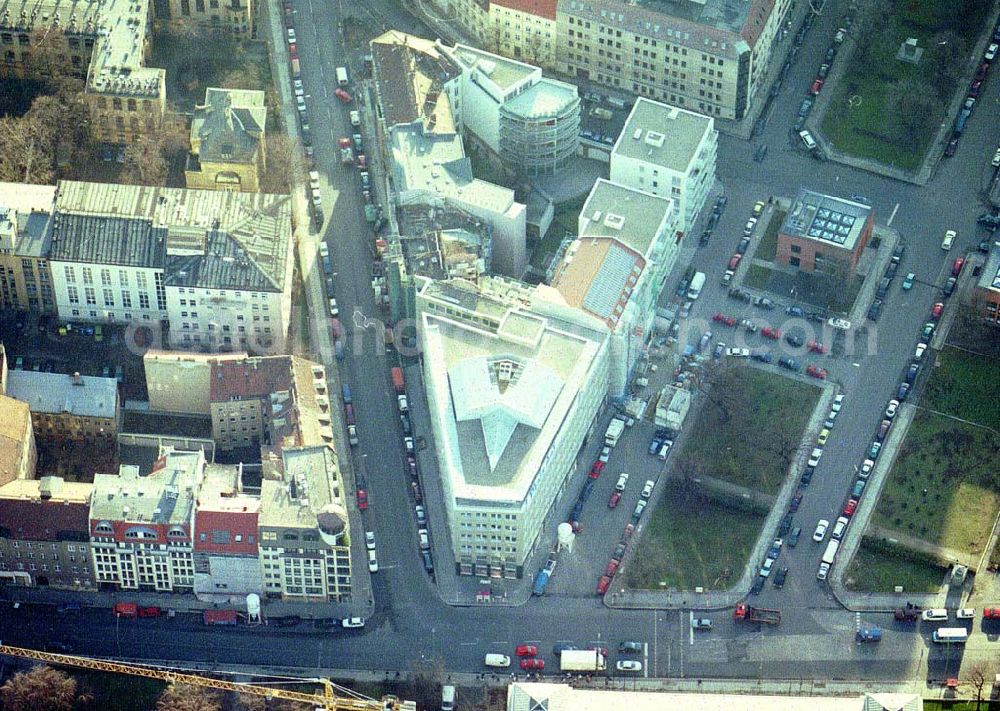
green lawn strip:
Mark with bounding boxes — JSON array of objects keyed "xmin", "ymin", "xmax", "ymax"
[
  {"xmin": 871, "ymin": 411, "xmax": 1000, "ymax": 557},
  {"xmin": 679, "ymin": 366, "xmax": 820, "ymax": 494},
  {"xmin": 922, "ymin": 347, "xmax": 1000, "ymax": 430},
  {"xmin": 743, "ymin": 264, "xmax": 772, "ymax": 291},
  {"xmin": 625, "ymin": 489, "xmax": 766, "ymax": 590},
  {"xmin": 843, "ymin": 537, "xmax": 946, "ymax": 593},
  {"xmin": 755, "ymin": 209, "xmax": 785, "ymax": 262}
]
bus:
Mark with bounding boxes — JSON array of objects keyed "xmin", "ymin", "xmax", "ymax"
[{"xmin": 932, "ymin": 628, "xmax": 969, "ymax": 644}]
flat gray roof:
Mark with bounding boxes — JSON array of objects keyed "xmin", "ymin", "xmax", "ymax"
[
  {"xmin": 980, "ymin": 245, "xmax": 1000, "ymax": 292},
  {"xmin": 503, "ymin": 78, "xmax": 579, "ymax": 121},
  {"xmin": 6, "ymin": 370, "xmax": 118, "ymax": 420},
  {"xmin": 781, "ymin": 188, "xmax": 872, "ymax": 251},
  {"xmin": 579, "ymin": 179, "xmax": 674, "ymax": 259},
  {"xmin": 613, "ymin": 97, "xmax": 714, "ymax": 173},
  {"xmin": 90, "ymin": 449, "xmax": 203, "ymax": 525}
]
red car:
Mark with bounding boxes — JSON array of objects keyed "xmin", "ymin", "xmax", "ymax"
[
  {"xmin": 520, "ymin": 658, "xmax": 545, "ymax": 670},
  {"xmin": 608, "ymin": 491, "xmax": 622, "ymax": 508},
  {"xmin": 952, "ymin": 257, "xmax": 965, "ymax": 276},
  {"xmin": 762, "ymin": 326, "xmax": 781, "ymax": 340},
  {"xmin": 712, "ymin": 312, "xmax": 736, "ymax": 326},
  {"xmin": 807, "ymin": 340, "xmax": 827, "ymax": 354},
  {"xmin": 969, "ymin": 80, "xmax": 983, "ymax": 97},
  {"xmin": 806, "ymin": 364, "xmax": 827, "ymax": 379},
  {"xmin": 289, "ymin": 43, "xmax": 298, "ymax": 59},
  {"xmin": 597, "ymin": 575, "xmax": 612, "ymax": 595},
  {"xmin": 728, "ymin": 254, "xmax": 742, "ymax": 270},
  {"xmin": 983, "ymin": 607, "xmax": 1000, "ymax": 619},
  {"xmin": 356, "ymin": 154, "xmax": 367, "ymax": 169},
  {"xmin": 931, "ymin": 302, "xmax": 944, "ymax": 319},
  {"xmin": 810, "ymin": 78, "xmax": 824, "ymax": 95},
  {"xmin": 623, "ymin": 523, "xmax": 635, "ymax": 539},
  {"xmin": 605, "ymin": 560, "xmax": 620, "ymax": 577},
  {"xmin": 589, "ymin": 461, "xmax": 605, "ymax": 479},
  {"xmin": 588, "ymin": 646, "xmax": 609, "ymax": 657},
  {"xmin": 357, "ymin": 489, "xmax": 368, "ymax": 510},
  {"xmin": 843, "ymin": 499, "xmax": 858, "ymax": 517},
  {"xmin": 338, "ymin": 136, "xmax": 351, "ymax": 148},
  {"xmin": 137, "ymin": 606, "xmax": 161, "ymax": 618},
  {"xmin": 334, "ymin": 88, "xmax": 353, "ymax": 103},
  {"xmin": 975, "ymin": 61, "xmax": 989, "ymax": 82},
  {"xmin": 516, "ymin": 644, "xmax": 538, "ymax": 657}
]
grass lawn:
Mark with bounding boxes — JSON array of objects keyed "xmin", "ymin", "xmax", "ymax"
[
  {"xmin": 871, "ymin": 411, "xmax": 1000, "ymax": 557},
  {"xmin": 922, "ymin": 346, "xmax": 1000, "ymax": 430},
  {"xmin": 843, "ymin": 538, "xmax": 946, "ymax": 593},
  {"xmin": 820, "ymin": 0, "xmax": 992, "ymax": 171},
  {"xmin": 755, "ymin": 209, "xmax": 785, "ymax": 262},
  {"xmin": 744, "ymin": 264, "xmax": 772, "ymax": 291},
  {"xmin": 923, "ymin": 703, "xmax": 995, "ymax": 711},
  {"xmin": 624, "ymin": 489, "xmax": 766, "ymax": 590},
  {"xmin": 678, "ymin": 366, "xmax": 821, "ymax": 494}
]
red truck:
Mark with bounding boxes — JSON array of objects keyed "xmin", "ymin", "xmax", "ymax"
[
  {"xmin": 733, "ymin": 603, "xmax": 781, "ymax": 624},
  {"xmin": 113, "ymin": 602, "xmax": 138, "ymax": 618},
  {"xmin": 203, "ymin": 609, "xmax": 239, "ymax": 626},
  {"xmin": 391, "ymin": 367, "xmax": 405, "ymax": 394}
]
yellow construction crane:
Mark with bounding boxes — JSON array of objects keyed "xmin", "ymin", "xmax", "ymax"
[{"xmin": 0, "ymin": 643, "xmax": 411, "ymax": 711}]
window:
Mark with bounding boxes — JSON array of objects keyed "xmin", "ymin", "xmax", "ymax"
[
  {"xmin": 67, "ymin": 286, "xmax": 79, "ymax": 304},
  {"xmin": 101, "ymin": 269, "xmax": 112, "ymax": 285},
  {"xmin": 82, "ymin": 267, "xmax": 93, "ymax": 285},
  {"xmin": 790, "ymin": 244, "xmax": 802, "ymax": 254},
  {"xmin": 211, "ymin": 530, "xmax": 230, "ymax": 544},
  {"xmin": 790, "ymin": 256, "xmax": 801, "ymax": 267},
  {"xmin": 84, "ymin": 287, "xmax": 96, "ymax": 305},
  {"xmin": 103, "ymin": 288, "xmax": 114, "ymax": 307},
  {"xmin": 121, "ymin": 291, "xmax": 132, "ymax": 308},
  {"xmin": 64, "ymin": 265, "xmax": 76, "ymax": 283},
  {"xmin": 139, "ymin": 293, "xmax": 150, "ymax": 309}
]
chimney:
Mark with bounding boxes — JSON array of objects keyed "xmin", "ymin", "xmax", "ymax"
[{"xmin": 72, "ymin": 372, "xmax": 83, "ymax": 386}]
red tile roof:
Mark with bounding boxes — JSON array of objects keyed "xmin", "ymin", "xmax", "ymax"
[
  {"xmin": 492, "ymin": 0, "xmax": 557, "ymax": 20},
  {"xmin": 209, "ymin": 357, "xmax": 292, "ymax": 402},
  {"xmin": 0, "ymin": 498, "xmax": 90, "ymax": 541}
]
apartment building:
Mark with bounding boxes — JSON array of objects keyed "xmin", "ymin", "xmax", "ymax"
[
  {"xmin": 0, "ymin": 183, "xmax": 56, "ymax": 314},
  {"xmin": 186, "ymin": 88, "xmax": 267, "ymax": 193},
  {"xmin": 5, "ymin": 370, "xmax": 121, "ymax": 442},
  {"xmin": 89, "ymin": 448, "xmax": 203, "ymax": 592},
  {"xmin": 609, "ymin": 97, "xmax": 717, "ymax": 234},
  {"xmin": 144, "ymin": 350, "xmax": 247, "ymax": 415},
  {"xmin": 417, "ymin": 276, "xmax": 609, "ymax": 577},
  {"xmin": 160, "ymin": 0, "xmax": 254, "ymax": 36},
  {"xmin": 192, "ymin": 462, "xmax": 262, "ymax": 601},
  {"xmin": 258, "ymin": 445, "xmax": 352, "ymax": 602},
  {"xmin": 46, "ymin": 181, "xmax": 293, "ymax": 352},
  {"xmin": 973, "ymin": 245, "xmax": 1000, "ymax": 326},
  {"xmin": 0, "ymin": 359, "xmax": 38, "ymax": 489},
  {"xmin": 488, "ymin": 0, "xmax": 558, "ymax": 68},
  {"xmin": 550, "ymin": 178, "xmax": 679, "ymax": 396},
  {"xmin": 0, "ymin": 476, "xmax": 94, "ymax": 590}
]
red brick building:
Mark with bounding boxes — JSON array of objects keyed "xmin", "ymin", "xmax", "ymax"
[
  {"xmin": 776, "ymin": 189, "xmax": 874, "ymax": 273},
  {"xmin": 974, "ymin": 246, "xmax": 1000, "ymax": 325}
]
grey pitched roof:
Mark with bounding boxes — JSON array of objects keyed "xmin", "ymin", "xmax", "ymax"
[{"xmin": 49, "ymin": 213, "xmax": 166, "ymax": 268}]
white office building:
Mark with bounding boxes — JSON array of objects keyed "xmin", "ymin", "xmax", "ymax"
[
  {"xmin": 549, "ymin": 179, "xmax": 679, "ymax": 397},
  {"xmin": 416, "ymin": 276, "xmax": 609, "ymax": 578},
  {"xmin": 610, "ymin": 97, "xmax": 717, "ymax": 235},
  {"xmin": 46, "ymin": 181, "xmax": 294, "ymax": 353}
]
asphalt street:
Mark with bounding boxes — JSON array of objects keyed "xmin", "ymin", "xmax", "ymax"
[{"xmin": 3, "ymin": 0, "xmax": 999, "ymax": 687}]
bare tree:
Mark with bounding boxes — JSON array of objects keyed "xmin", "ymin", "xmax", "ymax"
[
  {"xmin": 965, "ymin": 660, "xmax": 994, "ymax": 710},
  {"xmin": 119, "ymin": 121, "xmax": 188, "ymax": 187},
  {"xmin": 0, "ymin": 666, "xmax": 92, "ymax": 711},
  {"xmin": 886, "ymin": 78, "xmax": 937, "ymax": 148},
  {"xmin": 156, "ymin": 683, "xmax": 224, "ymax": 711},
  {"xmin": 260, "ymin": 133, "xmax": 294, "ymax": 194}
]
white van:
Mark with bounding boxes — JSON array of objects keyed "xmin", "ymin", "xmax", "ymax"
[
  {"xmin": 350, "ymin": 110, "xmax": 361, "ymax": 127},
  {"xmin": 484, "ymin": 653, "xmax": 511, "ymax": 668},
  {"xmin": 799, "ymin": 129, "xmax": 817, "ymax": 150},
  {"xmin": 922, "ymin": 608, "xmax": 948, "ymax": 622},
  {"xmin": 441, "ymin": 685, "xmax": 456, "ymax": 711},
  {"xmin": 821, "ymin": 539, "xmax": 839, "ymax": 565},
  {"xmin": 686, "ymin": 271, "xmax": 706, "ymax": 300},
  {"xmin": 336, "ymin": 66, "xmax": 349, "ymax": 86}
]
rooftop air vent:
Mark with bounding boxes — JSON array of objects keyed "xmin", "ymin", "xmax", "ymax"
[
  {"xmin": 645, "ymin": 131, "xmax": 665, "ymax": 148},
  {"xmin": 604, "ymin": 214, "xmax": 625, "ymax": 230}
]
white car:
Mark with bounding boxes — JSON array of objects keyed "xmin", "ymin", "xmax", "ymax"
[
  {"xmin": 365, "ymin": 531, "xmax": 376, "ymax": 550},
  {"xmin": 341, "ymin": 617, "xmax": 365, "ymax": 628},
  {"xmin": 986, "ymin": 42, "xmax": 998, "ymax": 61},
  {"xmin": 293, "ymin": 80, "xmax": 304, "ymax": 98},
  {"xmin": 367, "ymin": 550, "xmax": 379, "ymax": 573},
  {"xmin": 831, "ymin": 393, "xmax": 844, "ymax": 412},
  {"xmin": 827, "ymin": 317, "xmax": 852, "ymax": 331},
  {"xmin": 641, "ymin": 480, "xmax": 655, "ymax": 499},
  {"xmin": 993, "ymin": 147, "xmax": 1000, "ymax": 168},
  {"xmin": 957, "ymin": 608, "xmax": 976, "ymax": 619},
  {"xmin": 813, "ymin": 519, "xmax": 830, "ymax": 542},
  {"xmin": 418, "ymin": 528, "xmax": 430, "ymax": 550},
  {"xmin": 885, "ymin": 399, "xmax": 899, "ymax": 420},
  {"xmin": 599, "ymin": 446, "xmax": 612, "ymax": 463},
  {"xmin": 615, "ymin": 472, "xmax": 629, "ymax": 492},
  {"xmin": 859, "ymin": 459, "xmax": 875, "ymax": 479},
  {"xmin": 287, "ymin": 29, "xmax": 296, "ymax": 44},
  {"xmin": 914, "ymin": 343, "xmax": 927, "ymax": 361},
  {"xmin": 744, "ymin": 218, "xmax": 758, "ymax": 236},
  {"xmin": 404, "ymin": 437, "xmax": 415, "ymax": 455},
  {"xmin": 942, "ymin": 230, "xmax": 956, "ymax": 250},
  {"xmin": 816, "ymin": 562, "xmax": 830, "ymax": 580},
  {"xmin": 726, "ymin": 347, "xmax": 750, "ymax": 358},
  {"xmin": 759, "ymin": 558, "xmax": 774, "ymax": 577},
  {"xmin": 616, "ymin": 660, "xmax": 642, "ymax": 672},
  {"xmin": 328, "ymin": 298, "xmax": 339, "ymax": 317},
  {"xmin": 296, "ymin": 95, "xmax": 306, "ymax": 112},
  {"xmin": 311, "ymin": 187, "xmax": 322, "ymax": 207},
  {"xmin": 807, "ymin": 447, "xmax": 823, "ymax": 468}
]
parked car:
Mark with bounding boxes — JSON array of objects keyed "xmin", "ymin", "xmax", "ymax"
[
  {"xmin": 773, "ymin": 567, "xmax": 789, "ymax": 588},
  {"xmin": 813, "ymin": 519, "xmax": 829, "ymax": 541}
]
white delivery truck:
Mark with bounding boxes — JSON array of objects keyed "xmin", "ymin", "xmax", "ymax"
[
  {"xmin": 560, "ymin": 649, "xmax": 607, "ymax": 672},
  {"xmin": 604, "ymin": 417, "xmax": 626, "ymax": 447},
  {"xmin": 484, "ymin": 653, "xmax": 511, "ymax": 668},
  {"xmin": 686, "ymin": 271, "xmax": 706, "ymax": 300},
  {"xmin": 336, "ymin": 66, "xmax": 349, "ymax": 86},
  {"xmin": 441, "ymin": 685, "xmax": 456, "ymax": 711}
]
